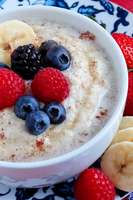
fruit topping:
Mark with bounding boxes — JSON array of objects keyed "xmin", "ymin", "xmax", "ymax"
[
  {"xmin": 110, "ymin": 126, "xmax": 133, "ymax": 146},
  {"xmin": 123, "ymin": 69, "xmax": 133, "ymax": 116},
  {"xmin": 45, "ymin": 45, "xmax": 71, "ymax": 71},
  {"xmin": 43, "ymin": 101, "xmax": 66, "ymax": 124},
  {"xmin": 31, "ymin": 67, "xmax": 70, "ymax": 103},
  {"xmin": 101, "ymin": 141, "xmax": 133, "ymax": 192},
  {"xmin": 74, "ymin": 168, "xmax": 115, "ymax": 200},
  {"xmin": 25, "ymin": 110, "xmax": 50, "ymax": 135},
  {"xmin": 111, "ymin": 33, "xmax": 133, "ymax": 70},
  {"xmin": 119, "ymin": 116, "xmax": 133, "ymax": 130},
  {"xmin": 14, "ymin": 94, "xmax": 40, "ymax": 120},
  {"xmin": 39, "ymin": 40, "xmax": 58, "ymax": 56},
  {"xmin": 100, "ymin": 116, "xmax": 133, "ymax": 192},
  {"xmin": 11, "ymin": 44, "xmax": 44, "ymax": 80},
  {"xmin": 0, "ymin": 20, "xmax": 39, "ymax": 67},
  {"xmin": 0, "ymin": 62, "xmax": 10, "ymax": 69},
  {"xmin": 0, "ymin": 69, "xmax": 25, "ymax": 110}
]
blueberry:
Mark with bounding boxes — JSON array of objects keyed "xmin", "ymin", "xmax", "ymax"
[
  {"xmin": 14, "ymin": 94, "xmax": 40, "ymax": 120},
  {"xmin": 45, "ymin": 45, "xmax": 71, "ymax": 71},
  {"xmin": 0, "ymin": 62, "xmax": 10, "ymax": 69},
  {"xmin": 39, "ymin": 40, "xmax": 58, "ymax": 56},
  {"xmin": 43, "ymin": 101, "xmax": 66, "ymax": 124},
  {"xmin": 25, "ymin": 110, "xmax": 50, "ymax": 135}
]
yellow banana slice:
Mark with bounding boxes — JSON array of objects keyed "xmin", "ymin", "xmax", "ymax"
[
  {"xmin": 0, "ymin": 20, "xmax": 39, "ymax": 66},
  {"xmin": 118, "ymin": 116, "xmax": 133, "ymax": 130},
  {"xmin": 101, "ymin": 141, "xmax": 133, "ymax": 192},
  {"xmin": 110, "ymin": 127, "xmax": 133, "ymax": 146}
]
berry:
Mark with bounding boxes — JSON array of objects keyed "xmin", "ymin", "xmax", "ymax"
[
  {"xmin": 25, "ymin": 110, "xmax": 50, "ymax": 135},
  {"xmin": 11, "ymin": 44, "xmax": 44, "ymax": 80},
  {"xmin": 0, "ymin": 62, "xmax": 10, "ymax": 70},
  {"xmin": 124, "ymin": 69, "xmax": 133, "ymax": 116},
  {"xmin": 111, "ymin": 33, "xmax": 133, "ymax": 69},
  {"xmin": 0, "ymin": 69, "xmax": 25, "ymax": 110},
  {"xmin": 45, "ymin": 45, "xmax": 71, "ymax": 71},
  {"xmin": 39, "ymin": 40, "xmax": 58, "ymax": 56},
  {"xmin": 14, "ymin": 94, "xmax": 40, "ymax": 120},
  {"xmin": 43, "ymin": 101, "xmax": 66, "ymax": 124},
  {"xmin": 74, "ymin": 168, "xmax": 115, "ymax": 200},
  {"xmin": 31, "ymin": 68, "xmax": 70, "ymax": 103},
  {"xmin": 122, "ymin": 196, "xmax": 130, "ymax": 200}
]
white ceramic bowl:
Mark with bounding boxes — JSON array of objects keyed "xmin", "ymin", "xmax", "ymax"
[{"xmin": 0, "ymin": 6, "xmax": 128, "ymax": 188}]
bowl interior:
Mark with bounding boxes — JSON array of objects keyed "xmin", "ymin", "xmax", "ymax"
[{"xmin": 0, "ymin": 6, "xmax": 128, "ymax": 168}]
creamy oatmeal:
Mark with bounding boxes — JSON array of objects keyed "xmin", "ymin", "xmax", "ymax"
[{"xmin": 0, "ymin": 19, "xmax": 118, "ymax": 162}]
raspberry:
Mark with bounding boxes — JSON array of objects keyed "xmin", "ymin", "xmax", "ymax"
[
  {"xmin": 74, "ymin": 168, "xmax": 115, "ymax": 200},
  {"xmin": 31, "ymin": 68, "xmax": 70, "ymax": 103},
  {"xmin": 0, "ymin": 69, "xmax": 25, "ymax": 110},
  {"xmin": 11, "ymin": 44, "xmax": 44, "ymax": 80}
]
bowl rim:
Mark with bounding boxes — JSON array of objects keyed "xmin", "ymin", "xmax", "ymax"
[{"xmin": 0, "ymin": 5, "xmax": 128, "ymax": 169}]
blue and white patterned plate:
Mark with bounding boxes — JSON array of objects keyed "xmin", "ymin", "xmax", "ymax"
[{"xmin": 0, "ymin": 0, "xmax": 132, "ymax": 199}]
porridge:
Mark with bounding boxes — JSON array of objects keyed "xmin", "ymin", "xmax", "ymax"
[{"xmin": 0, "ymin": 19, "xmax": 118, "ymax": 162}]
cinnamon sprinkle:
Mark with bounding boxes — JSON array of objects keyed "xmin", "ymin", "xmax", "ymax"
[
  {"xmin": 0, "ymin": 133, "xmax": 5, "ymax": 140},
  {"xmin": 95, "ymin": 109, "xmax": 108, "ymax": 119},
  {"xmin": 100, "ymin": 109, "xmax": 108, "ymax": 116},
  {"xmin": 79, "ymin": 31, "xmax": 96, "ymax": 40},
  {"xmin": 36, "ymin": 139, "xmax": 44, "ymax": 151}
]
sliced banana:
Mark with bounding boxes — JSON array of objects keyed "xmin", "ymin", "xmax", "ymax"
[
  {"xmin": 118, "ymin": 116, "xmax": 133, "ymax": 130},
  {"xmin": 0, "ymin": 20, "xmax": 39, "ymax": 66},
  {"xmin": 110, "ymin": 127, "xmax": 133, "ymax": 146},
  {"xmin": 101, "ymin": 141, "xmax": 133, "ymax": 192}
]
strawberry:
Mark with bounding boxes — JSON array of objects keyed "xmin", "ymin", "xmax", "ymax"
[
  {"xmin": 31, "ymin": 68, "xmax": 70, "ymax": 103},
  {"xmin": 0, "ymin": 69, "xmax": 25, "ymax": 110},
  {"xmin": 111, "ymin": 33, "xmax": 133, "ymax": 70},
  {"xmin": 74, "ymin": 168, "xmax": 115, "ymax": 200},
  {"xmin": 122, "ymin": 195, "xmax": 130, "ymax": 200},
  {"xmin": 124, "ymin": 69, "xmax": 133, "ymax": 116}
]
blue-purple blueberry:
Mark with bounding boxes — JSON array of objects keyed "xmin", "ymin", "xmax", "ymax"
[
  {"xmin": 0, "ymin": 62, "xmax": 10, "ymax": 69},
  {"xmin": 45, "ymin": 45, "xmax": 71, "ymax": 71},
  {"xmin": 43, "ymin": 101, "xmax": 66, "ymax": 124},
  {"xmin": 39, "ymin": 40, "xmax": 58, "ymax": 56},
  {"xmin": 14, "ymin": 94, "xmax": 40, "ymax": 120},
  {"xmin": 25, "ymin": 110, "xmax": 50, "ymax": 135}
]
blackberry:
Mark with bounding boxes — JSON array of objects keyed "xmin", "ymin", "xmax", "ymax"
[{"xmin": 11, "ymin": 44, "xmax": 44, "ymax": 80}]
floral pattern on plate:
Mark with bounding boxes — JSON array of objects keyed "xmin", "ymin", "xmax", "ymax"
[{"xmin": 0, "ymin": 0, "xmax": 132, "ymax": 199}]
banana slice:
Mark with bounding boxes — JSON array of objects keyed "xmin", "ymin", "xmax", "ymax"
[
  {"xmin": 118, "ymin": 116, "xmax": 133, "ymax": 130},
  {"xmin": 110, "ymin": 127, "xmax": 133, "ymax": 146},
  {"xmin": 0, "ymin": 20, "xmax": 39, "ymax": 66},
  {"xmin": 101, "ymin": 141, "xmax": 133, "ymax": 192}
]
